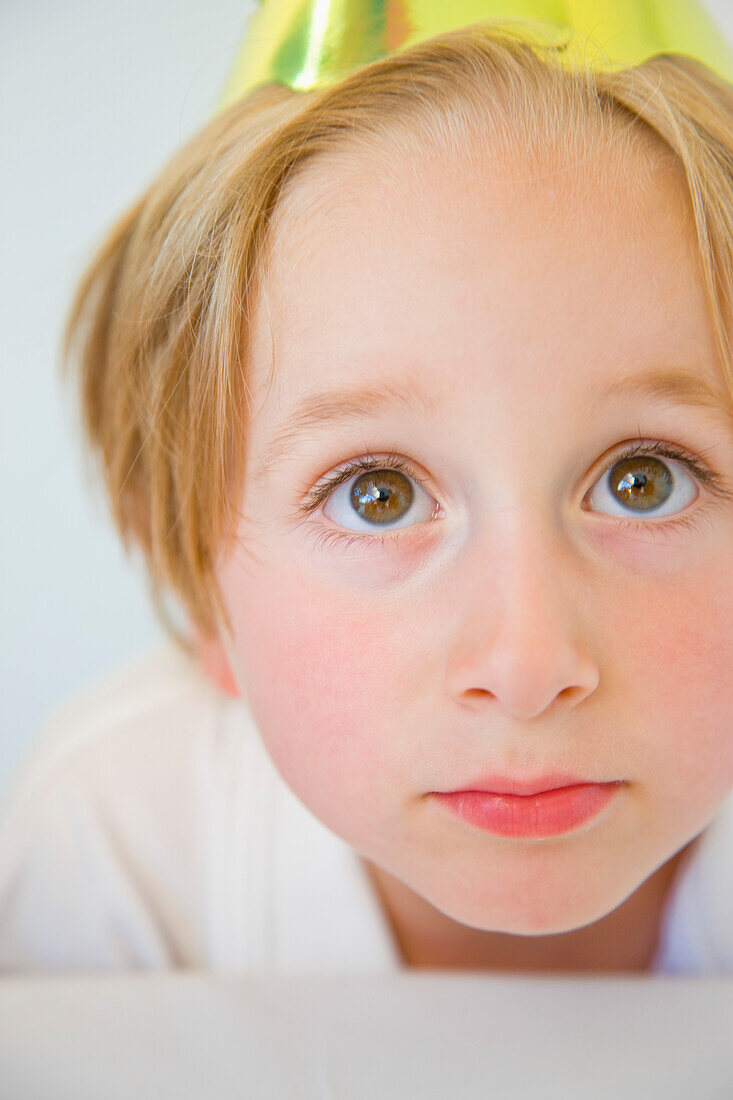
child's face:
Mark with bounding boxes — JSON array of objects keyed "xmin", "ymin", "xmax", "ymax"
[{"xmin": 210, "ymin": 130, "xmax": 733, "ymax": 935}]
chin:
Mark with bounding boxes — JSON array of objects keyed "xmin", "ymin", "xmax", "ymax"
[{"xmin": 427, "ymin": 882, "xmax": 624, "ymax": 938}]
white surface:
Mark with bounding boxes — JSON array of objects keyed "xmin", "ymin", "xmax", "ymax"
[
  {"xmin": 3, "ymin": 0, "xmax": 733, "ymax": 806},
  {"xmin": 0, "ymin": 973, "xmax": 731, "ymax": 1099}
]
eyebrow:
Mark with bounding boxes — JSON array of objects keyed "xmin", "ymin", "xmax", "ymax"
[
  {"xmin": 597, "ymin": 366, "xmax": 732, "ymax": 418},
  {"xmin": 257, "ymin": 374, "xmax": 440, "ymax": 479},
  {"xmin": 258, "ymin": 365, "xmax": 733, "ymax": 479}
]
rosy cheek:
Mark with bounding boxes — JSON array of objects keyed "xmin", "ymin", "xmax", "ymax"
[
  {"xmin": 645, "ymin": 580, "xmax": 732, "ymax": 706},
  {"xmin": 603, "ymin": 567, "xmax": 733, "ymax": 788},
  {"xmin": 221, "ymin": 557, "xmax": 406, "ymax": 826}
]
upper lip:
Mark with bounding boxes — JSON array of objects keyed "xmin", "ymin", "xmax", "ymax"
[{"xmin": 437, "ymin": 773, "xmax": 616, "ymax": 796}]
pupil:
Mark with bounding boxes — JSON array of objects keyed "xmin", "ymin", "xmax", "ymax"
[{"xmin": 620, "ymin": 473, "xmax": 647, "ymax": 492}]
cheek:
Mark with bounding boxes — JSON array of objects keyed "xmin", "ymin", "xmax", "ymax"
[
  {"xmin": 218, "ymin": 548, "xmax": 415, "ymax": 838},
  {"xmin": 607, "ymin": 566, "xmax": 733, "ymax": 792}
]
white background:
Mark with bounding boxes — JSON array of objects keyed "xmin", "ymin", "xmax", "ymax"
[{"xmin": 2, "ymin": 0, "xmax": 733, "ymax": 805}]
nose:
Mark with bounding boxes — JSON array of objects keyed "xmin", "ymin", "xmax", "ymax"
[{"xmin": 444, "ymin": 518, "xmax": 599, "ymax": 720}]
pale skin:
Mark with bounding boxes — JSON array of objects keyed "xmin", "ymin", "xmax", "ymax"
[{"xmin": 196, "ymin": 124, "xmax": 733, "ymax": 973}]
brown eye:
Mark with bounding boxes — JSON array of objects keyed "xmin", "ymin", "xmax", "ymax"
[
  {"xmin": 350, "ymin": 469, "xmax": 414, "ymax": 526},
  {"xmin": 609, "ymin": 455, "xmax": 674, "ymax": 513},
  {"xmin": 316, "ymin": 457, "xmax": 438, "ymax": 535},
  {"xmin": 587, "ymin": 446, "xmax": 698, "ymax": 523}
]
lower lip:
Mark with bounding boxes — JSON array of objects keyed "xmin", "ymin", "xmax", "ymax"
[{"xmin": 430, "ymin": 783, "xmax": 622, "ymax": 838}]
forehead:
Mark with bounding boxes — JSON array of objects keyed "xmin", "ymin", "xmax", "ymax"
[{"xmin": 249, "ymin": 129, "xmax": 701, "ymax": 406}]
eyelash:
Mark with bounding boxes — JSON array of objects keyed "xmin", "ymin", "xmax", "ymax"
[{"xmin": 298, "ymin": 439, "xmax": 733, "ymax": 551}]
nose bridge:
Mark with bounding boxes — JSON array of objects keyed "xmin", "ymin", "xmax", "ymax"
[{"xmin": 470, "ymin": 506, "xmax": 570, "ymax": 632}]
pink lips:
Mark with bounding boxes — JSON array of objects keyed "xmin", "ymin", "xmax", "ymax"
[
  {"xmin": 443, "ymin": 773, "xmax": 608, "ymax": 797},
  {"xmin": 430, "ymin": 783, "xmax": 623, "ymax": 838}
]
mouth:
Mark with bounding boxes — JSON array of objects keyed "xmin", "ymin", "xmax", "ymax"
[
  {"xmin": 435, "ymin": 773, "xmax": 622, "ymax": 797},
  {"xmin": 429, "ymin": 782, "xmax": 624, "ymax": 838}
]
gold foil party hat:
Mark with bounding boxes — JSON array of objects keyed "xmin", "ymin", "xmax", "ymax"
[{"xmin": 218, "ymin": 0, "xmax": 733, "ymax": 111}]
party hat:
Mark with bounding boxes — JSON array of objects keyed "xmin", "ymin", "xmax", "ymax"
[{"xmin": 218, "ymin": 0, "xmax": 733, "ymax": 111}]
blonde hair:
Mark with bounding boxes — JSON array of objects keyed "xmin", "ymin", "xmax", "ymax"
[{"xmin": 60, "ymin": 23, "xmax": 733, "ymax": 662}]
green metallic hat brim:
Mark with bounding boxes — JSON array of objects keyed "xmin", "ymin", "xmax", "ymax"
[{"xmin": 217, "ymin": 0, "xmax": 733, "ymax": 112}]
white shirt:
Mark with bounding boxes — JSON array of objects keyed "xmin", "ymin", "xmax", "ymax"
[{"xmin": 0, "ymin": 642, "xmax": 731, "ymax": 975}]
